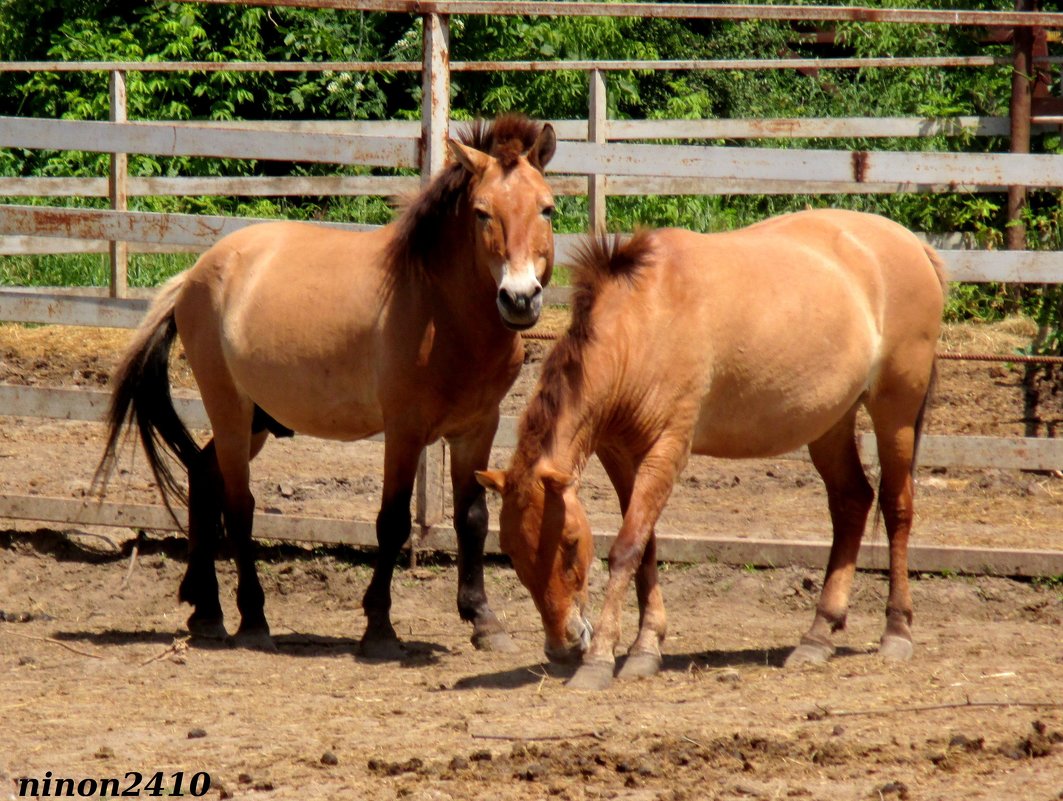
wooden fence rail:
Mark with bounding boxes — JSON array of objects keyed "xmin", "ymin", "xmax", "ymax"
[{"xmin": 0, "ymin": 2, "xmax": 1060, "ymax": 573}]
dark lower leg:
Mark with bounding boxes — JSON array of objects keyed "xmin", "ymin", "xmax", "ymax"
[
  {"xmin": 361, "ymin": 490, "xmax": 413, "ymax": 648},
  {"xmin": 226, "ymin": 492, "xmax": 270, "ymax": 642},
  {"xmin": 455, "ymin": 490, "xmax": 512, "ymax": 650},
  {"xmin": 178, "ymin": 443, "xmax": 225, "ymax": 636}
]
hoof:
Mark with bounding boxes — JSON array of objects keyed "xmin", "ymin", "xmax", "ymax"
[
  {"xmin": 233, "ymin": 628, "xmax": 277, "ymax": 652},
  {"xmin": 784, "ymin": 640, "xmax": 834, "ymax": 668},
  {"xmin": 879, "ymin": 634, "xmax": 913, "ymax": 662},
  {"xmin": 187, "ymin": 616, "xmax": 228, "ymax": 641},
  {"xmin": 617, "ymin": 651, "xmax": 662, "ymax": 681},
  {"xmin": 358, "ymin": 633, "xmax": 407, "ymax": 661},
  {"xmin": 566, "ymin": 660, "xmax": 615, "ymax": 691},
  {"xmin": 472, "ymin": 630, "xmax": 519, "ymax": 654}
]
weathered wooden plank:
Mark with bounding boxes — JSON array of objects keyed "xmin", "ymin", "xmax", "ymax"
[
  {"xmin": 868, "ymin": 433, "xmax": 1063, "ymax": 472},
  {"xmin": 600, "ymin": 175, "xmax": 1009, "ymax": 196},
  {"xmin": 551, "ymin": 142, "xmax": 1063, "ymax": 188},
  {"xmin": 0, "ymin": 384, "xmax": 208, "ymax": 427},
  {"xmin": 0, "ymin": 176, "xmax": 418, "ymax": 198},
  {"xmin": 2, "ymin": 493, "xmax": 1059, "ymax": 576},
  {"xmin": 605, "ymin": 116, "xmax": 1015, "ymax": 141},
  {"xmin": 0, "ymin": 291, "xmax": 149, "ymax": 329},
  {"xmin": 0, "ymin": 116, "xmax": 420, "ymax": 168},
  {"xmin": 0, "ymin": 235, "xmax": 201, "ymax": 255},
  {"xmin": 942, "ymin": 250, "xmax": 1063, "ymax": 283},
  {"xmin": 0, "ymin": 382, "xmax": 1057, "ymax": 473},
  {"xmin": 0, "ymin": 205, "xmax": 374, "ymax": 248},
  {"xmin": 642, "ymin": 534, "xmax": 1063, "ymax": 577}
]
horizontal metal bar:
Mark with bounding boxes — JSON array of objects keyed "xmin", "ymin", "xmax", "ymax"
[
  {"xmin": 1, "ymin": 493, "xmax": 1059, "ymax": 576},
  {"xmin": 450, "ymin": 56, "xmax": 1014, "ymax": 72},
  {"xmin": 171, "ymin": 0, "xmax": 1063, "ymax": 29},
  {"xmin": 0, "ymin": 117, "xmax": 420, "ymax": 167},
  {"xmin": 4, "ymin": 55, "xmax": 1060, "ymax": 74}
]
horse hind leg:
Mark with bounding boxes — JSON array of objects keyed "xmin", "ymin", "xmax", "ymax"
[
  {"xmin": 868, "ymin": 412, "xmax": 922, "ymax": 662},
  {"xmin": 222, "ymin": 428, "xmax": 273, "ymax": 651},
  {"xmin": 178, "ymin": 440, "xmax": 227, "ymax": 641},
  {"xmin": 786, "ymin": 407, "xmax": 874, "ymax": 668}
]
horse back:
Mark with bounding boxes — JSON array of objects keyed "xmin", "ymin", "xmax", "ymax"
[
  {"xmin": 591, "ymin": 211, "xmax": 944, "ymax": 458},
  {"xmin": 174, "ymin": 221, "xmax": 396, "ymax": 440}
]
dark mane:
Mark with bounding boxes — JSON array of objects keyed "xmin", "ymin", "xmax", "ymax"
[
  {"xmin": 386, "ymin": 114, "xmax": 548, "ymax": 281},
  {"xmin": 515, "ymin": 230, "xmax": 656, "ymax": 464}
]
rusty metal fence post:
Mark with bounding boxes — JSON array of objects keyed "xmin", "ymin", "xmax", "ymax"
[
  {"xmin": 108, "ymin": 69, "xmax": 128, "ymax": 298},
  {"xmin": 413, "ymin": 12, "xmax": 451, "ymax": 549},
  {"xmin": 588, "ymin": 68, "xmax": 607, "ymax": 234}
]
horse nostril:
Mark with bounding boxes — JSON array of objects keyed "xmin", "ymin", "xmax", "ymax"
[{"xmin": 498, "ymin": 288, "xmax": 527, "ymax": 313}]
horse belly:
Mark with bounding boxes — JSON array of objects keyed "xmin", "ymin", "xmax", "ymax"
[{"xmin": 688, "ymin": 340, "xmax": 875, "ymax": 460}]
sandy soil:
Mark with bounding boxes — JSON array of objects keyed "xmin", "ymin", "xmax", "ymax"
[{"xmin": 0, "ymin": 316, "xmax": 1061, "ymax": 800}]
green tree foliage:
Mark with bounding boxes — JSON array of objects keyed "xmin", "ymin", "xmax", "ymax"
[{"xmin": 0, "ymin": 0, "xmax": 1060, "ymax": 351}]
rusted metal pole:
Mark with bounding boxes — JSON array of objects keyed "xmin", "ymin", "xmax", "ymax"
[
  {"xmin": 108, "ymin": 70, "xmax": 128, "ymax": 298},
  {"xmin": 588, "ymin": 68, "xmax": 607, "ymax": 234},
  {"xmin": 414, "ymin": 13, "xmax": 450, "ymax": 551},
  {"xmin": 1006, "ymin": 0, "xmax": 1035, "ymax": 254},
  {"xmin": 419, "ymin": 12, "xmax": 451, "ymax": 183}
]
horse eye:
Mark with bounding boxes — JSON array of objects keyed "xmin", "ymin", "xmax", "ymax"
[
  {"xmin": 542, "ymin": 205, "xmax": 555, "ymax": 220},
  {"xmin": 475, "ymin": 208, "xmax": 492, "ymax": 224}
]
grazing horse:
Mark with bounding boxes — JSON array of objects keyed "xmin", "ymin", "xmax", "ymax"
[
  {"xmin": 477, "ymin": 209, "xmax": 946, "ymax": 690},
  {"xmin": 95, "ymin": 115, "xmax": 557, "ymax": 656}
]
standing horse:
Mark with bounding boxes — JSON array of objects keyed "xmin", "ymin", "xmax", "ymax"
[
  {"xmin": 477, "ymin": 209, "xmax": 946, "ymax": 690},
  {"xmin": 95, "ymin": 115, "xmax": 557, "ymax": 656}
]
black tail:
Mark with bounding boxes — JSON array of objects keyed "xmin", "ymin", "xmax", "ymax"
[{"xmin": 93, "ymin": 275, "xmax": 200, "ymax": 520}]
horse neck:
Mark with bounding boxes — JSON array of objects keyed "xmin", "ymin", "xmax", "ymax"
[
  {"xmin": 416, "ymin": 214, "xmax": 515, "ymax": 346},
  {"xmin": 517, "ymin": 342, "xmax": 605, "ymax": 481}
]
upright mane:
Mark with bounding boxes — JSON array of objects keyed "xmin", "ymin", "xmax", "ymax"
[
  {"xmin": 515, "ymin": 230, "xmax": 656, "ymax": 465},
  {"xmin": 386, "ymin": 114, "xmax": 549, "ymax": 281}
]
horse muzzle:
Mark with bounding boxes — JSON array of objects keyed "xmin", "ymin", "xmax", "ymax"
[
  {"xmin": 496, "ymin": 283, "xmax": 543, "ymax": 331},
  {"xmin": 543, "ymin": 609, "xmax": 593, "ymax": 664}
]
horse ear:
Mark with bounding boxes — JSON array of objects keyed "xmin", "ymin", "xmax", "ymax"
[
  {"xmin": 540, "ymin": 467, "xmax": 576, "ymax": 494},
  {"xmin": 475, "ymin": 469, "xmax": 507, "ymax": 494},
  {"xmin": 448, "ymin": 139, "xmax": 491, "ymax": 176},
  {"xmin": 527, "ymin": 123, "xmax": 556, "ymax": 173}
]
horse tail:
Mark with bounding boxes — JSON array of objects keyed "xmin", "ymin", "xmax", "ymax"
[
  {"xmin": 921, "ymin": 241, "xmax": 949, "ymax": 300},
  {"xmin": 910, "ymin": 241, "xmax": 947, "ymax": 476},
  {"xmin": 93, "ymin": 272, "xmax": 201, "ymax": 518}
]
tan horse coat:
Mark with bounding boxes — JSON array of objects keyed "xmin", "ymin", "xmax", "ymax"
[
  {"xmin": 480, "ymin": 209, "xmax": 946, "ymax": 689},
  {"xmin": 97, "ymin": 116, "xmax": 557, "ymax": 655}
]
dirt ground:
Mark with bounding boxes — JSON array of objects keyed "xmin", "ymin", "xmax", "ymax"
[{"xmin": 1, "ymin": 315, "xmax": 1062, "ymax": 800}]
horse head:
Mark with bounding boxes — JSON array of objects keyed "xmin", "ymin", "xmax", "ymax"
[
  {"xmin": 448, "ymin": 123, "xmax": 556, "ymax": 331},
  {"xmin": 477, "ymin": 461, "xmax": 594, "ymax": 663}
]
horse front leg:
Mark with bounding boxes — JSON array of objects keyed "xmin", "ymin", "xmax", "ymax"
[
  {"xmin": 617, "ymin": 534, "xmax": 667, "ymax": 680},
  {"xmin": 360, "ymin": 435, "xmax": 421, "ymax": 660},
  {"xmin": 568, "ymin": 438, "xmax": 687, "ymax": 691},
  {"xmin": 449, "ymin": 422, "xmax": 518, "ymax": 653},
  {"xmin": 599, "ymin": 447, "xmax": 666, "ymax": 681}
]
